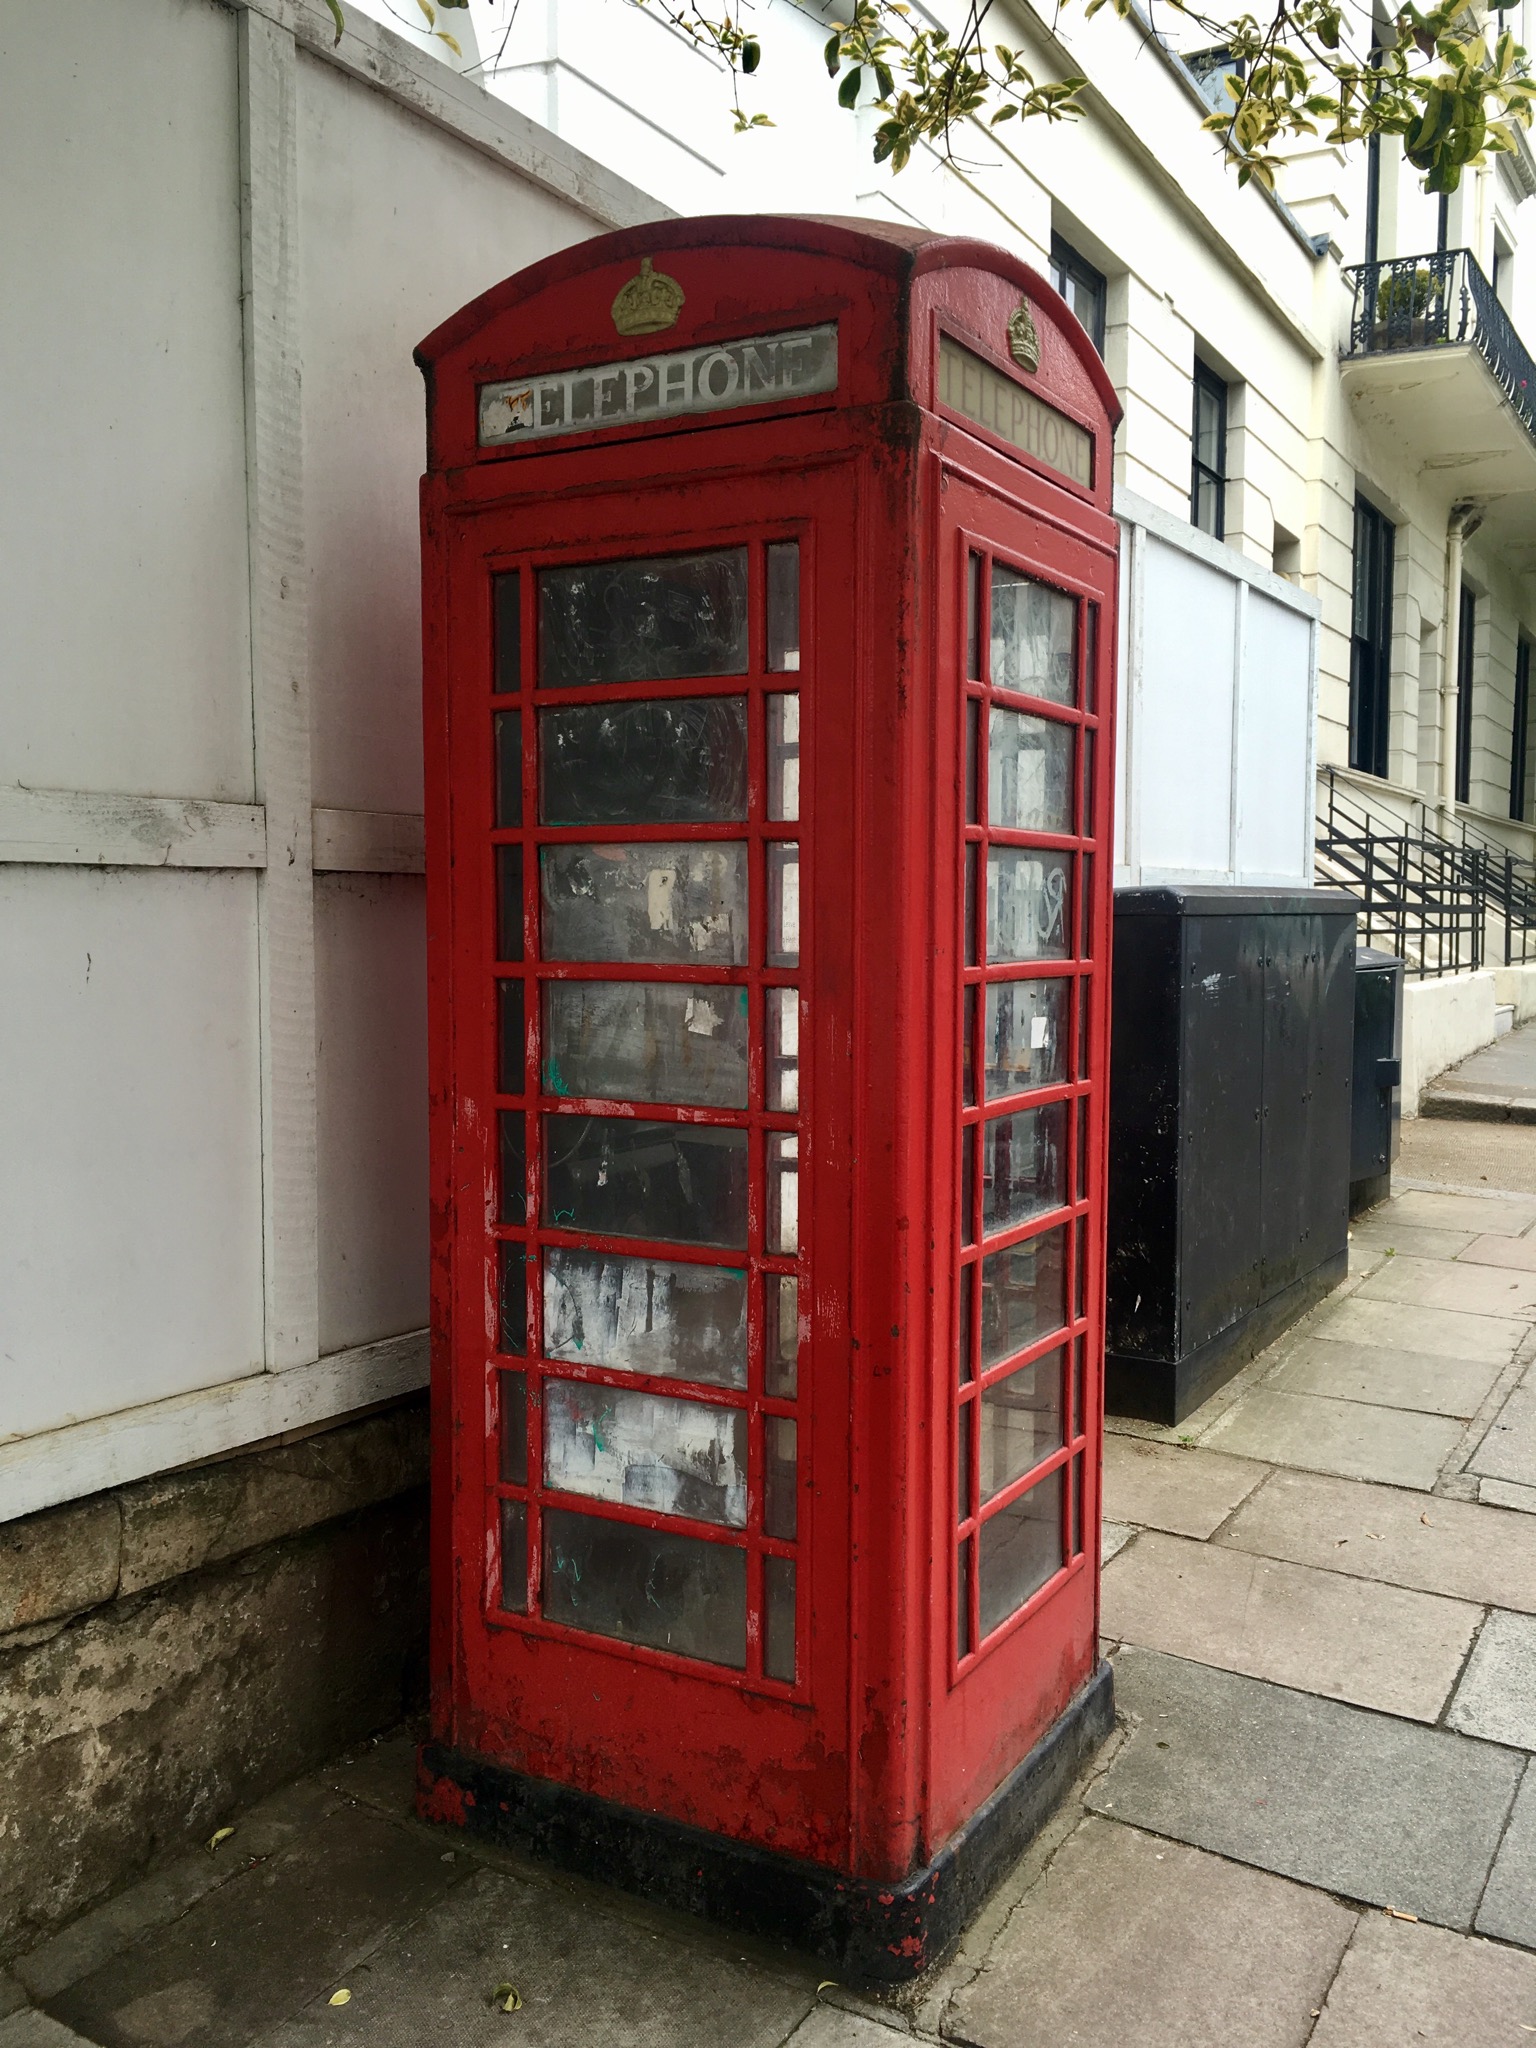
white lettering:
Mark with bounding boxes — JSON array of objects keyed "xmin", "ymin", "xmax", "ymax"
[
  {"xmin": 697, "ymin": 349, "xmax": 741, "ymax": 401},
  {"xmin": 936, "ymin": 335, "xmax": 1093, "ymax": 488}
]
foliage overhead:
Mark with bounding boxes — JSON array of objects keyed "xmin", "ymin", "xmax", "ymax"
[{"xmin": 333, "ymin": 0, "xmax": 1534, "ymax": 195}]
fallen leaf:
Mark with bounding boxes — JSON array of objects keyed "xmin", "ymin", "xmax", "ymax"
[
  {"xmin": 206, "ymin": 1827, "xmax": 235, "ymax": 1852},
  {"xmin": 329, "ymin": 1990, "xmax": 352, "ymax": 2007},
  {"xmin": 1421, "ymin": 1512, "xmax": 1434, "ymax": 1526},
  {"xmin": 492, "ymin": 1983, "xmax": 522, "ymax": 2013},
  {"xmin": 815, "ymin": 1981, "xmax": 840, "ymax": 1998}
]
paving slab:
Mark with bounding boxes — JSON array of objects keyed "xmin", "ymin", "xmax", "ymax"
[
  {"xmin": 783, "ymin": 2007, "xmax": 909, "ymax": 2045},
  {"xmin": 1464, "ymin": 1233, "xmax": 1536, "ymax": 1273},
  {"xmin": 0, "ymin": 1983, "xmax": 24, "ymax": 2025},
  {"xmin": 943, "ymin": 1818, "xmax": 1355, "ymax": 2048},
  {"xmin": 1204, "ymin": 1388, "xmax": 1464, "ymax": 1490},
  {"xmin": 1087, "ymin": 1648, "xmax": 1525, "ymax": 1928},
  {"xmin": 1100, "ymin": 1438, "xmax": 1268, "ymax": 1539},
  {"xmin": 1101, "ymin": 1532, "xmax": 1479, "ymax": 1720},
  {"xmin": 1378, "ymin": 1188, "xmax": 1536, "ymax": 1237},
  {"xmin": 1101, "ymin": 1520, "xmax": 1137, "ymax": 1563},
  {"xmin": 1448, "ymin": 1611, "xmax": 1536, "ymax": 1750},
  {"xmin": 1354, "ymin": 1253, "xmax": 1536, "ymax": 1319},
  {"xmin": 1348, "ymin": 1222, "xmax": 1478, "ymax": 1261},
  {"xmin": 243, "ymin": 1864, "xmax": 817, "ymax": 2048},
  {"xmin": 0, "ymin": 2018, "xmax": 93, "ymax": 2048},
  {"xmin": 1477, "ymin": 1763, "xmax": 1536, "ymax": 1949},
  {"xmin": 1218, "ymin": 1467, "xmax": 1536, "ymax": 1613},
  {"xmin": 1261, "ymin": 1335, "xmax": 1505, "ymax": 1420},
  {"xmin": 1483, "ymin": 1477, "xmax": 1536, "ymax": 1514},
  {"xmin": 1307, "ymin": 1292, "xmax": 1528, "ymax": 1363},
  {"xmin": 1309, "ymin": 1910, "xmax": 1536, "ymax": 2044},
  {"xmin": 1472, "ymin": 1378, "xmax": 1536, "ymax": 1489},
  {"xmin": 44, "ymin": 1806, "xmax": 466, "ymax": 2048},
  {"xmin": 1398, "ymin": 1123, "xmax": 1536, "ymax": 1195}
]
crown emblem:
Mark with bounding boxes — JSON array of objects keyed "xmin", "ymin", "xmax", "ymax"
[
  {"xmin": 611, "ymin": 257, "xmax": 685, "ymax": 338},
  {"xmin": 1007, "ymin": 301, "xmax": 1041, "ymax": 372}
]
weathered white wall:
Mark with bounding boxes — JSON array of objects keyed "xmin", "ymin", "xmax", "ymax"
[
  {"xmin": 0, "ymin": 0, "xmax": 664, "ymax": 1517},
  {"xmin": 1402, "ymin": 970, "xmax": 1500, "ymax": 1115}
]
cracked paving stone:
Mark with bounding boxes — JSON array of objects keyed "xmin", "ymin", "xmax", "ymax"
[
  {"xmin": 1478, "ymin": 1764, "xmax": 1536, "ymax": 1949},
  {"xmin": 1100, "ymin": 1437, "xmax": 1267, "ymax": 1539},
  {"xmin": 944, "ymin": 1818, "xmax": 1355, "ymax": 2048},
  {"xmin": 1309, "ymin": 1910, "xmax": 1536, "ymax": 2043},
  {"xmin": 1087, "ymin": 1648, "xmax": 1525, "ymax": 1929},
  {"xmin": 1448, "ymin": 1611, "xmax": 1536, "ymax": 1751}
]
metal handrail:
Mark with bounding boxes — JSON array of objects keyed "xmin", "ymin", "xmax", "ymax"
[
  {"xmin": 1317, "ymin": 766, "xmax": 1536, "ymax": 971},
  {"xmin": 1342, "ymin": 247, "xmax": 1536, "ymax": 443}
]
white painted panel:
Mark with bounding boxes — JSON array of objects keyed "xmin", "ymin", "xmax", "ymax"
[
  {"xmin": 315, "ymin": 875, "xmax": 429, "ymax": 1353},
  {"xmin": 1135, "ymin": 535, "xmax": 1238, "ymax": 874},
  {"xmin": 0, "ymin": 869, "xmax": 264, "ymax": 1440},
  {"xmin": 0, "ymin": 0, "xmax": 252, "ymax": 800},
  {"xmin": 296, "ymin": 54, "xmax": 604, "ymax": 815},
  {"xmin": 1237, "ymin": 591, "xmax": 1314, "ymax": 882}
]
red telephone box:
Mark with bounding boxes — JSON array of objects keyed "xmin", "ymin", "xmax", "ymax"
[{"xmin": 415, "ymin": 217, "xmax": 1120, "ymax": 1980}]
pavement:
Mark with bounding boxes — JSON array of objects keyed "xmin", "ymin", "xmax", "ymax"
[
  {"xmin": 7, "ymin": 1123, "xmax": 1536, "ymax": 2044},
  {"xmin": 1422, "ymin": 1016, "xmax": 1536, "ymax": 1123}
]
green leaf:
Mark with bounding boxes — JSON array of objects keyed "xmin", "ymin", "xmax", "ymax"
[
  {"xmin": 324, "ymin": 0, "xmax": 344, "ymax": 43},
  {"xmin": 436, "ymin": 28, "xmax": 461, "ymax": 53},
  {"xmin": 824, "ymin": 31, "xmax": 842, "ymax": 76},
  {"xmin": 838, "ymin": 65, "xmax": 862, "ymax": 107},
  {"xmin": 742, "ymin": 37, "xmax": 760, "ymax": 73},
  {"xmin": 875, "ymin": 62, "xmax": 895, "ymax": 98}
]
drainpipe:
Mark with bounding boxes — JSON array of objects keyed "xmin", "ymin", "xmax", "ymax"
[{"xmin": 1439, "ymin": 502, "xmax": 1479, "ymax": 822}]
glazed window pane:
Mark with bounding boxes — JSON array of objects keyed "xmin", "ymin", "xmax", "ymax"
[
  {"xmin": 543, "ymin": 1508, "xmax": 746, "ymax": 1667},
  {"xmin": 767, "ymin": 1132, "xmax": 799, "ymax": 1255},
  {"xmin": 765, "ymin": 1274, "xmax": 799, "ymax": 1399},
  {"xmin": 987, "ymin": 848, "xmax": 1071, "ymax": 961},
  {"xmin": 544, "ymin": 1115, "xmax": 748, "ymax": 1248},
  {"xmin": 764, "ymin": 1416, "xmax": 798, "ymax": 1540},
  {"xmin": 765, "ymin": 987, "xmax": 799, "ymax": 1111},
  {"xmin": 766, "ymin": 542, "xmax": 801, "ymax": 673},
  {"xmin": 980, "ymin": 1345, "xmax": 1064, "ymax": 1501},
  {"xmin": 497, "ymin": 1243, "xmax": 526, "ymax": 1357},
  {"xmin": 543, "ymin": 1379, "xmax": 747, "ymax": 1528},
  {"xmin": 498, "ymin": 1112, "xmax": 526, "ymax": 1225},
  {"xmin": 500, "ymin": 1500, "xmax": 528, "ymax": 1613},
  {"xmin": 767, "ymin": 843, "xmax": 800, "ymax": 967},
  {"xmin": 990, "ymin": 567, "xmax": 1075, "ymax": 704},
  {"xmin": 539, "ymin": 697, "xmax": 748, "ymax": 826},
  {"xmin": 539, "ymin": 549, "xmax": 748, "ymax": 686},
  {"xmin": 543, "ymin": 980, "xmax": 749, "ymax": 1109},
  {"xmin": 766, "ymin": 696, "xmax": 801, "ymax": 820},
  {"xmin": 497, "ymin": 979, "xmax": 525, "ymax": 1097},
  {"xmin": 499, "ymin": 1370, "xmax": 528, "ymax": 1486},
  {"xmin": 980, "ymin": 1226, "xmax": 1068, "ymax": 1371},
  {"xmin": 981, "ymin": 1100, "xmax": 1068, "ymax": 1236},
  {"xmin": 989, "ymin": 709, "xmax": 1072, "ymax": 835},
  {"xmin": 542, "ymin": 1249, "xmax": 747, "ymax": 1389},
  {"xmin": 540, "ymin": 842, "xmax": 748, "ymax": 966},
  {"xmin": 984, "ymin": 979, "xmax": 1068, "ymax": 1097},
  {"xmin": 494, "ymin": 710, "xmax": 523, "ymax": 828},
  {"xmin": 979, "ymin": 1466, "xmax": 1064, "ymax": 1634},
  {"xmin": 764, "ymin": 1554, "xmax": 796, "ymax": 1682},
  {"xmin": 493, "ymin": 571, "xmax": 521, "ymax": 694}
]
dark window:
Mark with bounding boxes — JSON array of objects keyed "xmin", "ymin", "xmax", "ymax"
[
  {"xmin": 1190, "ymin": 361, "xmax": 1227, "ymax": 539},
  {"xmin": 1048, "ymin": 234, "xmax": 1106, "ymax": 356},
  {"xmin": 1185, "ymin": 45, "xmax": 1243, "ymax": 110},
  {"xmin": 1456, "ymin": 584, "xmax": 1477, "ymax": 805},
  {"xmin": 1513, "ymin": 637, "xmax": 1531, "ymax": 822},
  {"xmin": 1349, "ymin": 496, "xmax": 1395, "ymax": 778}
]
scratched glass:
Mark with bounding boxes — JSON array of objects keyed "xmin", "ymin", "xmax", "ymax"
[
  {"xmin": 979, "ymin": 1345, "xmax": 1064, "ymax": 1502},
  {"xmin": 982, "ymin": 1101, "xmax": 1067, "ymax": 1236},
  {"xmin": 990, "ymin": 566, "xmax": 1075, "ymax": 704},
  {"xmin": 980, "ymin": 1226, "xmax": 1068, "ymax": 1371},
  {"xmin": 987, "ymin": 848, "xmax": 1071, "ymax": 962},
  {"xmin": 984, "ymin": 979, "xmax": 1068, "ymax": 1098},
  {"xmin": 767, "ymin": 1132, "xmax": 799, "ymax": 1256},
  {"xmin": 543, "ymin": 1116, "xmax": 749, "ymax": 1248},
  {"xmin": 499, "ymin": 1369, "xmax": 528, "ymax": 1486},
  {"xmin": 543, "ymin": 1507, "xmax": 746, "ymax": 1668},
  {"xmin": 497, "ymin": 978, "xmax": 525, "ymax": 1096},
  {"xmin": 543, "ymin": 981, "xmax": 749, "ymax": 1109},
  {"xmin": 766, "ymin": 541, "xmax": 801, "ymax": 673},
  {"xmin": 543, "ymin": 1379, "xmax": 748, "ymax": 1528},
  {"xmin": 765, "ymin": 986, "xmax": 799, "ymax": 1112},
  {"xmin": 539, "ymin": 697, "xmax": 748, "ymax": 826},
  {"xmin": 499, "ymin": 1500, "xmax": 528, "ymax": 1614},
  {"xmin": 496, "ymin": 843, "xmax": 524, "ymax": 963},
  {"xmin": 497, "ymin": 1243, "xmax": 526, "ymax": 1357},
  {"xmin": 766, "ymin": 695, "xmax": 800, "ymax": 820},
  {"xmin": 765, "ymin": 1274, "xmax": 799, "ymax": 1399},
  {"xmin": 767, "ymin": 843, "xmax": 800, "ymax": 968},
  {"xmin": 540, "ymin": 842, "xmax": 748, "ymax": 966},
  {"xmin": 764, "ymin": 1416, "xmax": 798, "ymax": 1540},
  {"xmin": 979, "ymin": 1465, "xmax": 1063, "ymax": 1634},
  {"xmin": 542, "ymin": 1249, "xmax": 747, "ymax": 1389},
  {"xmin": 989, "ymin": 709, "xmax": 1073, "ymax": 836},
  {"xmin": 498, "ymin": 1112, "xmax": 526, "ymax": 1226},
  {"xmin": 538, "ymin": 548, "xmax": 749, "ymax": 686},
  {"xmin": 764, "ymin": 1555, "xmax": 796, "ymax": 1683}
]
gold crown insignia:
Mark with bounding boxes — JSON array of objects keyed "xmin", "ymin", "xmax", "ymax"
[
  {"xmin": 1008, "ymin": 301, "xmax": 1041, "ymax": 373},
  {"xmin": 611, "ymin": 257, "xmax": 685, "ymax": 337}
]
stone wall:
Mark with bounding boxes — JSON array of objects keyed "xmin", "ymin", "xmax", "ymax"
[{"xmin": 0, "ymin": 1400, "xmax": 429, "ymax": 1962}]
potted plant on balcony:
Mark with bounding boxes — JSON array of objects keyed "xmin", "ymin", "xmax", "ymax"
[{"xmin": 1373, "ymin": 267, "xmax": 1445, "ymax": 346}]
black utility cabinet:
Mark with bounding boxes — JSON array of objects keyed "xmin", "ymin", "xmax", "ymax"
[
  {"xmin": 1351, "ymin": 947, "xmax": 1404, "ymax": 1215},
  {"xmin": 1106, "ymin": 888, "xmax": 1356, "ymax": 1424}
]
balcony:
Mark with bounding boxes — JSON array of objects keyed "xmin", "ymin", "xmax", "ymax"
[{"xmin": 1341, "ymin": 248, "xmax": 1536, "ymax": 573}]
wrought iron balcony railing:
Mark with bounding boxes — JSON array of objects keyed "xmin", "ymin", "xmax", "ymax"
[{"xmin": 1343, "ymin": 247, "xmax": 1536, "ymax": 444}]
